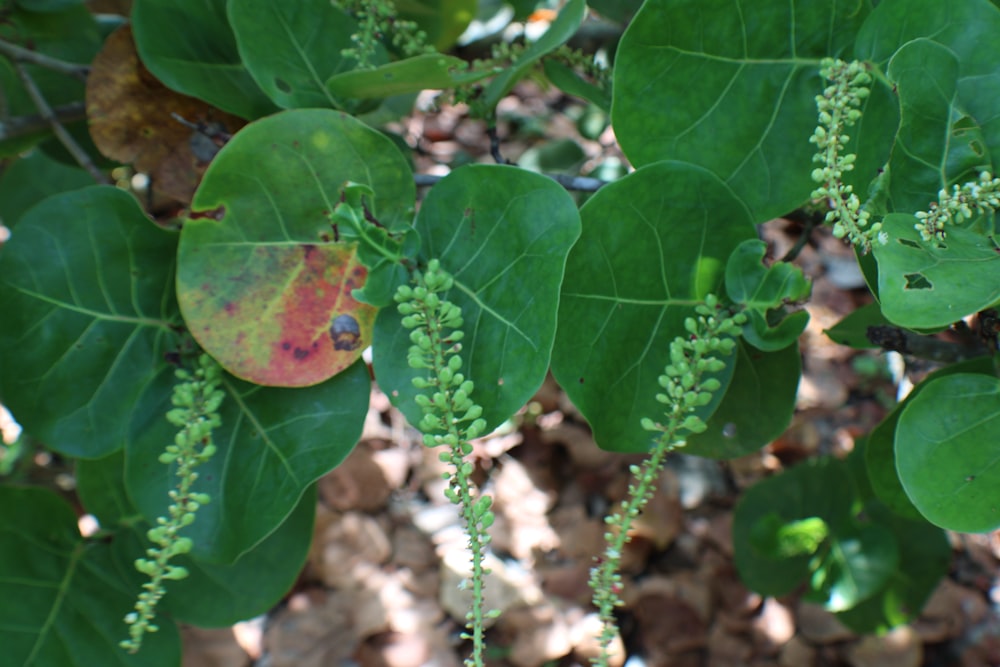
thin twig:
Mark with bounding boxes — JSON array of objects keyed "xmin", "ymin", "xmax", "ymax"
[
  {"xmin": 0, "ymin": 102, "xmax": 87, "ymax": 141},
  {"xmin": 12, "ymin": 62, "xmax": 108, "ymax": 183},
  {"xmin": 867, "ymin": 325, "xmax": 991, "ymax": 363},
  {"xmin": 0, "ymin": 38, "xmax": 90, "ymax": 82},
  {"xmin": 414, "ymin": 171, "xmax": 607, "ymax": 192},
  {"xmin": 486, "ymin": 125, "xmax": 508, "ymax": 164}
]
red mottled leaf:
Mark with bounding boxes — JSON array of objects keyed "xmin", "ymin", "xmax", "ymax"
[{"xmin": 176, "ymin": 109, "xmax": 414, "ymax": 386}]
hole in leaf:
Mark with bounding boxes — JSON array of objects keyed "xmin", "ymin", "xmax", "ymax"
[
  {"xmin": 903, "ymin": 272, "xmax": 933, "ymax": 290},
  {"xmin": 275, "ymin": 77, "xmax": 292, "ymax": 93},
  {"xmin": 897, "ymin": 238, "xmax": 921, "ymax": 248}
]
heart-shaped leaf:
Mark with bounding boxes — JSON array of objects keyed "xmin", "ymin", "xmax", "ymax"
[
  {"xmin": 373, "ymin": 164, "xmax": 581, "ymax": 433},
  {"xmin": 77, "ymin": 451, "xmax": 314, "ymax": 627},
  {"xmin": 873, "ymin": 214, "xmax": 1000, "ymax": 329},
  {"xmin": 0, "ymin": 486, "xmax": 181, "ymax": 665},
  {"xmin": 551, "ymin": 161, "xmax": 756, "ymax": 454},
  {"xmin": 613, "ymin": 0, "xmax": 875, "ymax": 222},
  {"xmin": 896, "ymin": 373, "xmax": 1000, "ymax": 532},
  {"xmin": 177, "ymin": 109, "xmax": 414, "ymax": 387},
  {"xmin": 0, "ymin": 186, "xmax": 182, "ymax": 458},
  {"xmin": 125, "ymin": 359, "xmax": 369, "ymax": 563}
]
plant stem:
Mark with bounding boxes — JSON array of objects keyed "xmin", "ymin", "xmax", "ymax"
[{"xmin": 0, "ymin": 38, "xmax": 90, "ymax": 81}]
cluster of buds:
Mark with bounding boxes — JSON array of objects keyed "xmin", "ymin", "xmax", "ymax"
[
  {"xmin": 809, "ymin": 58, "xmax": 886, "ymax": 249},
  {"xmin": 915, "ymin": 170, "xmax": 1000, "ymax": 241},
  {"xmin": 121, "ymin": 354, "xmax": 223, "ymax": 653}
]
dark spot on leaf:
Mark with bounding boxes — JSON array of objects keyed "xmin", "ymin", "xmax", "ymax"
[
  {"xmin": 282, "ymin": 342, "xmax": 292, "ymax": 351},
  {"xmin": 293, "ymin": 347, "xmax": 309, "ymax": 360},
  {"xmin": 966, "ymin": 475, "xmax": 976, "ymax": 482},
  {"xmin": 353, "ymin": 266, "xmax": 365, "ymax": 278},
  {"xmin": 579, "ymin": 377, "xmax": 585, "ymax": 384},
  {"xmin": 319, "ymin": 232, "xmax": 331, "ymax": 242},
  {"xmin": 224, "ymin": 301, "xmax": 235, "ymax": 314},
  {"xmin": 897, "ymin": 238, "xmax": 921, "ymax": 248},
  {"xmin": 303, "ymin": 244, "xmax": 316, "ymax": 259},
  {"xmin": 903, "ymin": 272, "xmax": 933, "ymax": 290},
  {"xmin": 330, "ymin": 314, "xmax": 362, "ymax": 351},
  {"xmin": 189, "ymin": 205, "xmax": 225, "ymax": 221},
  {"xmin": 274, "ymin": 77, "xmax": 291, "ymax": 93}
]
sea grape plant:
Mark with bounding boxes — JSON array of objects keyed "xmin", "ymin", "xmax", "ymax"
[{"xmin": 0, "ymin": 0, "xmax": 999, "ymax": 664}]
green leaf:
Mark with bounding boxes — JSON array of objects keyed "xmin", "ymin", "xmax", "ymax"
[
  {"xmin": 551, "ymin": 161, "xmax": 756, "ymax": 453},
  {"xmin": 542, "ymin": 59, "xmax": 611, "ymax": 111},
  {"xmin": 612, "ymin": 0, "xmax": 873, "ymax": 222},
  {"xmin": 586, "ymin": 0, "xmax": 642, "ymax": 24},
  {"xmin": 0, "ymin": 187, "xmax": 181, "ymax": 458},
  {"xmin": 685, "ymin": 340, "xmax": 800, "ymax": 459},
  {"xmin": 896, "ymin": 373, "xmax": 1000, "ymax": 532},
  {"xmin": 481, "ymin": 0, "xmax": 586, "ymax": 111},
  {"xmin": 725, "ymin": 239, "xmax": 811, "ymax": 351},
  {"xmin": 177, "ymin": 109, "xmax": 414, "ymax": 387},
  {"xmin": 872, "ymin": 214, "xmax": 1000, "ymax": 329},
  {"xmin": 0, "ymin": 5, "xmax": 100, "ymax": 156},
  {"xmin": 884, "ymin": 38, "xmax": 991, "ymax": 212},
  {"xmin": 14, "ymin": 0, "xmax": 84, "ymax": 10},
  {"xmin": 126, "ymin": 359, "xmax": 369, "ymax": 563},
  {"xmin": 0, "ymin": 151, "xmax": 92, "ymax": 227},
  {"xmin": 750, "ymin": 514, "xmax": 829, "ymax": 559},
  {"xmin": 132, "ymin": 0, "xmax": 279, "ymax": 119},
  {"xmin": 835, "ymin": 502, "xmax": 949, "ymax": 634},
  {"xmin": 373, "ymin": 165, "xmax": 581, "ymax": 433},
  {"xmin": 856, "ymin": 0, "xmax": 1000, "ymax": 205},
  {"xmin": 230, "ymin": 0, "xmax": 365, "ymax": 109},
  {"xmin": 0, "ymin": 486, "xmax": 182, "ymax": 665},
  {"xmin": 865, "ymin": 356, "xmax": 996, "ymax": 521},
  {"xmin": 808, "ymin": 522, "xmax": 899, "ymax": 612},
  {"xmin": 327, "ymin": 54, "xmax": 493, "ymax": 99},
  {"xmin": 395, "ymin": 0, "xmax": 477, "ymax": 50},
  {"xmin": 77, "ymin": 451, "xmax": 315, "ymax": 627},
  {"xmin": 824, "ymin": 302, "xmax": 893, "ymax": 349},
  {"xmin": 734, "ymin": 458, "xmax": 857, "ymax": 597}
]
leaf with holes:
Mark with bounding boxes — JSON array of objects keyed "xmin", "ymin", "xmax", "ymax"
[
  {"xmin": 551, "ymin": 161, "xmax": 757, "ymax": 454},
  {"xmin": 177, "ymin": 109, "xmax": 414, "ymax": 387},
  {"xmin": 612, "ymin": 0, "xmax": 880, "ymax": 222},
  {"xmin": 373, "ymin": 164, "xmax": 580, "ymax": 433},
  {"xmin": 872, "ymin": 214, "xmax": 1000, "ymax": 329},
  {"xmin": 0, "ymin": 186, "xmax": 181, "ymax": 458},
  {"xmin": 896, "ymin": 373, "xmax": 1000, "ymax": 532}
]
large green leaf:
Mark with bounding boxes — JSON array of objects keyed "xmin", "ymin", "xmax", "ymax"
[
  {"xmin": 125, "ymin": 359, "xmax": 368, "ymax": 563},
  {"xmin": 229, "ymin": 0, "xmax": 366, "ymax": 109},
  {"xmin": 884, "ymin": 39, "xmax": 991, "ymax": 212},
  {"xmin": 0, "ymin": 486, "xmax": 181, "ymax": 666},
  {"xmin": 373, "ymin": 164, "xmax": 580, "ymax": 433},
  {"xmin": 551, "ymin": 162, "xmax": 755, "ymax": 453},
  {"xmin": 866, "ymin": 356, "xmax": 996, "ymax": 521},
  {"xmin": 856, "ymin": 0, "xmax": 1000, "ymax": 208},
  {"xmin": 612, "ymin": 0, "xmax": 873, "ymax": 222},
  {"xmin": 872, "ymin": 214, "xmax": 1000, "ymax": 328},
  {"xmin": 77, "ymin": 451, "xmax": 314, "ymax": 627},
  {"xmin": 806, "ymin": 523, "xmax": 898, "ymax": 612},
  {"xmin": 177, "ymin": 109, "xmax": 414, "ymax": 387},
  {"xmin": 0, "ymin": 187, "xmax": 181, "ymax": 458},
  {"xmin": 132, "ymin": 0, "xmax": 278, "ymax": 119},
  {"xmin": 685, "ymin": 341, "xmax": 800, "ymax": 459},
  {"xmin": 896, "ymin": 373, "xmax": 1000, "ymax": 532}
]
